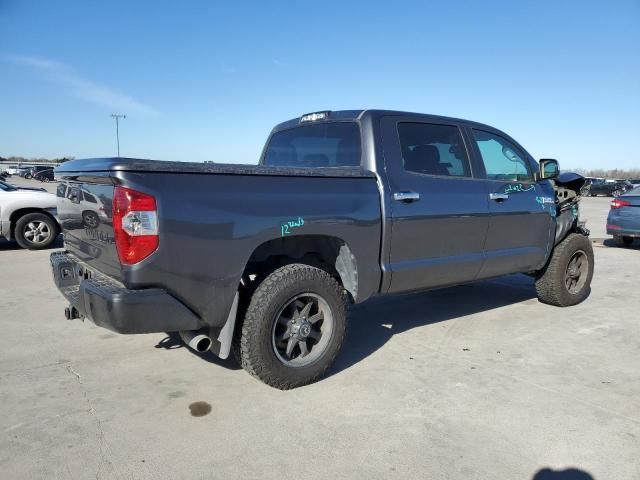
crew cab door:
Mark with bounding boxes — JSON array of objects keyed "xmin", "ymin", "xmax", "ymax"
[
  {"xmin": 381, "ymin": 117, "xmax": 490, "ymax": 293},
  {"xmin": 468, "ymin": 128, "xmax": 555, "ymax": 278}
]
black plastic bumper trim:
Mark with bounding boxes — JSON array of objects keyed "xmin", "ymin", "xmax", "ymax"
[{"xmin": 50, "ymin": 251, "xmax": 202, "ymax": 334}]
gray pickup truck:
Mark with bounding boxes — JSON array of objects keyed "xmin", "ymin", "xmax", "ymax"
[{"xmin": 51, "ymin": 110, "xmax": 593, "ymax": 389}]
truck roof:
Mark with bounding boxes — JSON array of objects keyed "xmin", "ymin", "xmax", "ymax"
[{"xmin": 271, "ymin": 109, "xmax": 498, "ymax": 132}]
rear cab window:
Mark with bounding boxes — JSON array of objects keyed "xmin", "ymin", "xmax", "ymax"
[{"xmin": 262, "ymin": 122, "xmax": 361, "ymax": 167}]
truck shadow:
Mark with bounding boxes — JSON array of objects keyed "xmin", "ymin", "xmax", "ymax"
[
  {"xmin": 531, "ymin": 467, "xmax": 594, "ymax": 479},
  {"xmin": 330, "ymin": 274, "xmax": 537, "ymax": 377},
  {"xmin": 154, "ymin": 274, "xmax": 540, "ymax": 375},
  {"xmin": 601, "ymin": 238, "xmax": 640, "ymax": 250},
  {"xmin": 0, "ymin": 235, "xmax": 64, "ymax": 251},
  {"xmin": 154, "ymin": 332, "xmax": 241, "ymax": 370}
]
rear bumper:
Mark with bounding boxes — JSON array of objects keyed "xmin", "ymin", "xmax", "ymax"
[
  {"xmin": 608, "ymin": 229, "xmax": 640, "ymax": 237},
  {"xmin": 50, "ymin": 251, "xmax": 202, "ymax": 334}
]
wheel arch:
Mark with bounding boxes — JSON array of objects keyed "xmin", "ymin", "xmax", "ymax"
[{"xmin": 242, "ymin": 234, "xmax": 359, "ymax": 302}]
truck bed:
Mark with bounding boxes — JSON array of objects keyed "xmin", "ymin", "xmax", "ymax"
[{"xmin": 54, "ymin": 158, "xmax": 383, "ymax": 333}]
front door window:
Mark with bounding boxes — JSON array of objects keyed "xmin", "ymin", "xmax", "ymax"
[{"xmin": 473, "ymin": 130, "xmax": 532, "ymax": 182}]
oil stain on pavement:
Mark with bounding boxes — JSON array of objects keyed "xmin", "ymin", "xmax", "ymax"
[{"xmin": 189, "ymin": 401, "xmax": 212, "ymax": 417}]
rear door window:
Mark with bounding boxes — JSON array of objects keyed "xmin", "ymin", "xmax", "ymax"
[
  {"xmin": 397, "ymin": 123, "xmax": 471, "ymax": 177},
  {"xmin": 263, "ymin": 122, "xmax": 361, "ymax": 167}
]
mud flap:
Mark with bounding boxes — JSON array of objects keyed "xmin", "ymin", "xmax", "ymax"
[{"xmin": 208, "ymin": 292, "xmax": 239, "ymax": 359}]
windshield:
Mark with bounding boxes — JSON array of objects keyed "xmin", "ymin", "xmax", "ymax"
[{"xmin": 262, "ymin": 122, "xmax": 361, "ymax": 167}]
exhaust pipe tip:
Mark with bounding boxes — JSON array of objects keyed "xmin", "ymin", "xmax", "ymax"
[
  {"xmin": 179, "ymin": 331, "xmax": 212, "ymax": 353},
  {"xmin": 192, "ymin": 335, "xmax": 212, "ymax": 353}
]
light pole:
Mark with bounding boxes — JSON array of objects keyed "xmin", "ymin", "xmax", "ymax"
[{"xmin": 110, "ymin": 114, "xmax": 126, "ymax": 157}]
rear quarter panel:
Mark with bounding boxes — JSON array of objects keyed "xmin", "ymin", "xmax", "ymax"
[{"xmin": 111, "ymin": 171, "xmax": 382, "ymax": 328}]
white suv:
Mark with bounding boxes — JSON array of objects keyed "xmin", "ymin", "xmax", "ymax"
[{"xmin": 0, "ymin": 180, "xmax": 60, "ymax": 249}]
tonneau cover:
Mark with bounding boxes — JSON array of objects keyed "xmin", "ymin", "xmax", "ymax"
[{"xmin": 55, "ymin": 158, "xmax": 375, "ymax": 178}]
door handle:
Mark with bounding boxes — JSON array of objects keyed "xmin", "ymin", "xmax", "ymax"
[
  {"xmin": 489, "ymin": 193, "xmax": 509, "ymax": 201},
  {"xmin": 394, "ymin": 191, "xmax": 420, "ymax": 202}
]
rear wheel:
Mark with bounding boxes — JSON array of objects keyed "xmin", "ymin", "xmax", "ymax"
[
  {"xmin": 14, "ymin": 212, "xmax": 59, "ymax": 250},
  {"xmin": 236, "ymin": 264, "xmax": 348, "ymax": 389},
  {"xmin": 535, "ymin": 233, "xmax": 594, "ymax": 307}
]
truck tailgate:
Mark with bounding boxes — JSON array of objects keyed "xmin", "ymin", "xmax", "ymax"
[{"xmin": 56, "ymin": 177, "xmax": 122, "ymax": 280}]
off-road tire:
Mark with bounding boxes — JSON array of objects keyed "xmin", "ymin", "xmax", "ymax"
[
  {"xmin": 14, "ymin": 212, "xmax": 59, "ymax": 250},
  {"xmin": 535, "ymin": 233, "xmax": 594, "ymax": 307},
  {"xmin": 236, "ymin": 264, "xmax": 348, "ymax": 389}
]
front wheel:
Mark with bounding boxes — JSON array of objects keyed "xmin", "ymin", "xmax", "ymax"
[
  {"xmin": 236, "ymin": 264, "xmax": 348, "ymax": 389},
  {"xmin": 14, "ymin": 212, "xmax": 59, "ymax": 250},
  {"xmin": 535, "ymin": 233, "xmax": 594, "ymax": 307}
]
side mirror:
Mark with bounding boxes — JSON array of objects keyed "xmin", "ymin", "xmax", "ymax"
[{"xmin": 539, "ymin": 159, "xmax": 559, "ymax": 180}]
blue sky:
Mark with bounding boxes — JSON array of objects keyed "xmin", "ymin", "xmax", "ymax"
[{"xmin": 1, "ymin": 0, "xmax": 638, "ymax": 169}]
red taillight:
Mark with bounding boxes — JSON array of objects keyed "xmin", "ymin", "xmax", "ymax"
[
  {"xmin": 610, "ymin": 199, "xmax": 631, "ymax": 209},
  {"xmin": 113, "ymin": 186, "xmax": 159, "ymax": 265}
]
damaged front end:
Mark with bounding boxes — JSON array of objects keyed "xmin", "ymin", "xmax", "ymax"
[{"xmin": 552, "ymin": 172, "xmax": 590, "ymax": 244}]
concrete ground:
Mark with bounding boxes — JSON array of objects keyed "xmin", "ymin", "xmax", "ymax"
[
  {"xmin": 1, "ymin": 177, "xmax": 638, "ymax": 480},
  {"xmin": 578, "ymin": 195, "xmax": 612, "ymax": 239}
]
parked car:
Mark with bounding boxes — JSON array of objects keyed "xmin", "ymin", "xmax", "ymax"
[
  {"xmin": 607, "ymin": 186, "xmax": 640, "ymax": 246},
  {"xmin": 586, "ymin": 179, "xmax": 629, "ymax": 197},
  {"xmin": 26, "ymin": 165, "xmax": 54, "ymax": 179},
  {"xmin": 3, "ymin": 165, "xmax": 19, "ymax": 175},
  {"xmin": 17, "ymin": 166, "xmax": 40, "ymax": 178},
  {"xmin": 629, "ymin": 179, "xmax": 640, "ymax": 187},
  {"xmin": 34, "ymin": 168, "xmax": 55, "ymax": 182},
  {"xmin": 619, "ymin": 180, "xmax": 634, "ymax": 192},
  {"xmin": 0, "ymin": 170, "xmax": 11, "ymax": 179},
  {"xmin": 50, "ymin": 109, "xmax": 593, "ymax": 389},
  {"xmin": 0, "ymin": 179, "xmax": 60, "ymax": 249}
]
